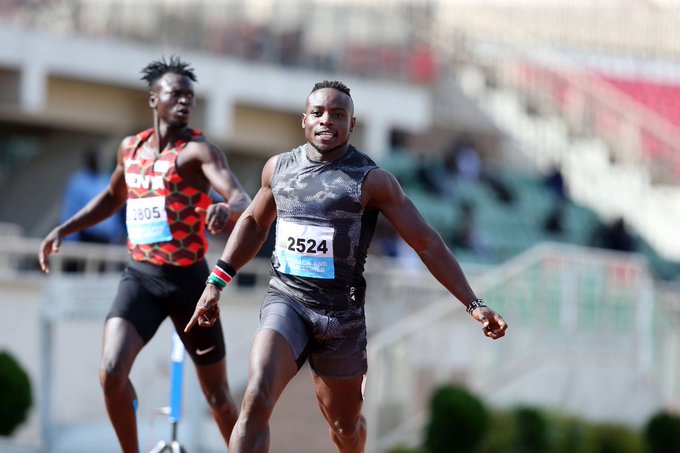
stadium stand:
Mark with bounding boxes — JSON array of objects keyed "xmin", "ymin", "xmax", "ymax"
[
  {"xmin": 599, "ymin": 76, "xmax": 680, "ymax": 129},
  {"xmin": 2, "ymin": 1, "xmax": 680, "ymax": 452}
]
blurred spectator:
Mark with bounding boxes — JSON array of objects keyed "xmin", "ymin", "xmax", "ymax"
[
  {"xmin": 450, "ymin": 200, "xmax": 490, "ymax": 257},
  {"xmin": 483, "ymin": 172, "xmax": 515, "ymax": 205},
  {"xmin": 543, "ymin": 201, "xmax": 566, "ymax": 236},
  {"xmin": 451, "ymin": 135, "xmax": 483, "ymax": 182},
  {"xmin": 389, "ymin": 128, "xmax": 409, "ymax": 152},
  {"xmin": 372, "ymin": 217, "xmax": 401, "ymax": 258},
  {"xmin": 415, "ymin": 154, "xmax": 453, "ymax": 197},
  {"xmin": 370, "ymin": 217, "xmax": 423, "ymax": 270},
  {"xmin": 60, "ymin": 146, "xmax": 126, "ymax": 245},
  {"xmin": 590, "ymin": 217, "xmax": 637, "ymax": 252},
  {"xmin": 545, "ymin": 164, "xmax": 568, "ymax": 200}
]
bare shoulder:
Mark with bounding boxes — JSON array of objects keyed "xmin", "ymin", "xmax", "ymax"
[
  {"xmin": 363, "ymin": 167, "xmax": 402, "ymax": 204},
  {"xmin": 364, "ymin": 167, "xmax": 395, "ymax": 184},
  {"xmin": 261, "ymin": 154, "xmax": 281, "ymax": 187},
  {"xmin": 264, "ymin": 154, "xmax": 280, "ymax": 170},
  {"xmin": 186, "ymin": 131, "xmax": 212, "ymax": 147},
  {"xmin": 118, "ymin": 134, "xmax": 137, "ymax": 149},
  {"xmin": 116, "ymin": 135, "xmax": 136, "ymax": 159},
  {"xmin": 183, "ymin": 134, "xmax": 225, "ymax": 163}
]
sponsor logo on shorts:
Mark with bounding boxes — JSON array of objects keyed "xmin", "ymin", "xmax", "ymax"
[{"xmin": 195, "ymin": 345, "xmax": 216, "ymax": 356}]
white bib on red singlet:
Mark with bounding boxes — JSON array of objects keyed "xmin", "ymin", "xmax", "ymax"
[{"xmin": 126, "ymin": 196, "xmax": 172, "ymax": 245}]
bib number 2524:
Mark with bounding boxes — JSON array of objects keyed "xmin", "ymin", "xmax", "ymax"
[
  {"xmin": 276, "ymin": 220, "xmax": 335, "ymax": 279},
  {"xmin": 287, "ymin": 237, "xmax": 328, "ymax": 254}
]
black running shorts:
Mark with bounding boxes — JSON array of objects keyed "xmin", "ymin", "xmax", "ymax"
[{"xmin": 107, "ymin": 259, "xmax": 226, "ymax": 365}]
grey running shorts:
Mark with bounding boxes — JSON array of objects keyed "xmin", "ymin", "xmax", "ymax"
[
  {"xmin": 258, "ymin": 284, "xmax": 368, "ymax": 379},
  {"xmin": 107, "ymin": 259, "xmax": 226, "ymax": 365}
]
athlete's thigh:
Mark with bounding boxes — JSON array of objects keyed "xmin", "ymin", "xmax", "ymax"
[
  {"xmin": 246, "ymin": 328, "xmax": 299, "ymax": 401},
  {"xmin": 101, "ymin": 317, "xmax": 145, "ymax": 371},
  {"xmin": 258, "ymin": 288, "xmax": 312, "ymax": 369},
  {"xmin": 308, "ymin": 304, "xmax": 367, "ymax": 379},
  {"xmin": 107, "ymin": 267, "xmax": 167, "ymax": 344},
  {"xmin": 311, "ymin": 373, "xmax": 365, "ymax": 423}
]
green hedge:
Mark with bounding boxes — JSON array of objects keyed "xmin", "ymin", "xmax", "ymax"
[
  {"xmin": 0, "ymin": 350, "xmax": 33, "ymax": 436},
  {"xmin": 424, "ymin": 384, "xmax": 488, "ymax": 453},
  {"xmin": 383, "ymin": 385, "xmax": 680, "ymax": 453},
  {"xmin": 644, "ymin": 411, "xmax": 680, "ymax": 453}
]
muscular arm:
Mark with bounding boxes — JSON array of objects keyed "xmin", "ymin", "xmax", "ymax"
[
  {"xmin": 179, "ymin": 139, "xmax": 252, "ymax": 234},
  {"xmin": 180, "ymin": 139, "xmax": 251, "ymax": 222},
  {"xmin": 200, "ymin": 142, "xmax": 251, "ymax": 218},
  {"xmin": 218, "ymin": 156, "xmax": 277, "ymax": 270},
  {"xmin": 364, "ymin": 168, "xmax": 477, "ymax": 304},
  {"xmin": 363, "ymin": 168, "xmax": 507, "ymax": 339},
  {"xmin": 185, "ymin": 156, "xmax": 278, "ymax": 332}
]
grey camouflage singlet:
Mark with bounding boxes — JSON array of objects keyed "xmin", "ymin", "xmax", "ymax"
[{"xmin": 269, "ymin": 144, "xmax": 379, "ymax": 308}]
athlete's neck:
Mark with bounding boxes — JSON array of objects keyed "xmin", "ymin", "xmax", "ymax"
[
  {"xmin": 151, "ymin": 124, "xmax": 191, "ymax": 153},
  {"xmin": 305, "ymin": 142, "xmax": 350, "ymax": 163}
]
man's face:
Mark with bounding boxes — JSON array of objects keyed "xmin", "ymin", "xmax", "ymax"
[
  {"xmin": 150, "ymin": 72, "xmax": 195, "ymax": 127},
  {"xmin": 302, "ymin": 87, "xmax": 355, "ymax": 155}
]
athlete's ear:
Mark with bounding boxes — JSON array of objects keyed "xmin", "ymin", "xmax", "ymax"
[
  {"xmin": 349, "ymin": 116, "xmax": 356, "ymax": 133},
  {"xmin": 148, "ymin": 91, "xmax": 158, "ymax": 109},
  {"xmin": 301, "ymin": 113, "xmax": 307, "ymax": 129}
]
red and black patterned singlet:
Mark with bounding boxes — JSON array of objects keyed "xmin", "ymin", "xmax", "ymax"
[{"xmin": 123, "ymin": 128, "xmax": 212, "ymax": 266}]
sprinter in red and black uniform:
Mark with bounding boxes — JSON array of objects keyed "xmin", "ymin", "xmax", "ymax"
[{"xmin": 39, "ymin": 56, "xmax": 250, "ymax": 453}]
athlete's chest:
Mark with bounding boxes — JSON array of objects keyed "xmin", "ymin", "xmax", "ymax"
[{"xmin": 274, "ymin": 165, "xmax": 362, "ymax": 214}]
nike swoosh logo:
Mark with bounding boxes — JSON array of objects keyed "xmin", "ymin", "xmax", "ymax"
[{"xmin": 195, "ymin": 345, "xmax": 216, "ymax": 356}]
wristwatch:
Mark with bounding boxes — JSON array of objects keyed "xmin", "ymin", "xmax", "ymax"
[{"xmin": 466, "ymin": 298, "xmax": 487, "ymax": 314}]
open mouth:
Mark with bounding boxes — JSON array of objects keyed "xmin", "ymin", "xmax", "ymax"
[{"xmin": 316, "ymin": 130, "xmax": 335, "ymax": 138}]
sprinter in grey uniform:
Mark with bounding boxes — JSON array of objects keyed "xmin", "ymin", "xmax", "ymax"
[{"xmin": 186, "ymin": 80, "xmax": 508, "ymax": 453}]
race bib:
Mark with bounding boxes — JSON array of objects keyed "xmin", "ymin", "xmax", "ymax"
[
  {"xmin": 275, "ymin": 220, "xmax": 335, "ymax": 279},
  {"xmin": 126, "ymin": 196, "xmax": 172, "ymax": 245}
]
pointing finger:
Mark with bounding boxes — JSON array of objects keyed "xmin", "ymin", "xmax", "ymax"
[{"xmin": 185, "ymin": 308, "xmax": 202, "ymax": 333}]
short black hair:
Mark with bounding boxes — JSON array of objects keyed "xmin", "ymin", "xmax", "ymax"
[
  {"xmin": 140, "ymin": 55, "xmax": 197, "ymax": 89},
  {"xmin": 311, "ymin": 80, "xmax": 351, "ymax": 97}
]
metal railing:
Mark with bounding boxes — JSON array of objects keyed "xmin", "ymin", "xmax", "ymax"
[{"xmin": 365, "ymin": 243, "xmax": 677, "ymax": 452}]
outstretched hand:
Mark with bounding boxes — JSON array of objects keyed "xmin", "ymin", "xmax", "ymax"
[
  {"xmin": 196, "ymin": 202, "xmax": 231, "ymax": 234},
  {"xmin": 38, "ymin": 228, "xmax": 64, "ymax": 274},
  {"xmin": 185, "ymin": 284, "xmax": 222, "ymax": 332},
  {"xmin": 471, "ymin": 306, "xmax": 508, "ymax": 339}
]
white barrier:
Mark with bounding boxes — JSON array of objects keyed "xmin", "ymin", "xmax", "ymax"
[{"xmin": 365, "ymin": 243, "xmax": 677, "ymax": 452}]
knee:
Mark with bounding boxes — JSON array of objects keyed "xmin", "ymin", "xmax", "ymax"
[
  {"xmin": 330, "ymin": 414, "xmax": 366, "ymax": 440},
  {"xmin": 99, "ymin": 360, "xmax": 128, "ymax": 395},
  {"xmin": 240, "ymin": 378, "xmax": 276, "ymax": 423},
  {"xmin": 204, "ymin": 385, "xmax": 237, "ymax": 416}
]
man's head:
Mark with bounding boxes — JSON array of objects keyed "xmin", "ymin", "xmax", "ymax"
[
  {"xmin": 310, "ymin": 80, "xmax": 351, "ymax": 98},
  {"xmin": 141, "ymin": 56, "xmax": 197, "ymax": 127},
  {"xmin": 303, "ymin": 80, "xmax": 355, "ymax": 157},
  {"xmin": 140, "ymin": 55, "xmax": 197, "ymax": 89}
]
